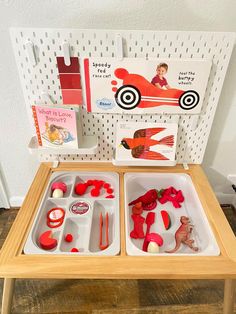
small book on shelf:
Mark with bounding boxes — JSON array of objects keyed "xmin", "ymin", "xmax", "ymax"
[{"xmin": 32, "ymin": 105, "xmax": 80, "ymax": 149}]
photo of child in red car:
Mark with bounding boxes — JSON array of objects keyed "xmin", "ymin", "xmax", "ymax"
[{"xmin": 151, "ymin": 63, "xmax": 171, "ymax": 90}]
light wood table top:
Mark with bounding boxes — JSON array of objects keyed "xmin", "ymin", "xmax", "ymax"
[{"xmin": 0, "ymin": 163, "xmax": 235, "ymax": 279}]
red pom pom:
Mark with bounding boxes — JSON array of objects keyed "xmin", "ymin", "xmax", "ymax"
[
  {"xmin": 71, "ymin": 248, "xmax": 79, "ymax": 252},
  {"xmin": 95, "ymin": 180, "xmax": 104, "ymax": 188},
  {"xmin": 107, "ymin": 188, "xmax": 114, "ymax": 194},
  {"xmin": 75, "ymin": 183, "xmax": 87, "ymax": 195},
  {"xmin": 86, "ymin": 180, "xmax": 93, "ymax": 186},
  {"xmin": 103, "ymin": 183, "xmax": 110, "ymax": 189},
  {"xmin": 65, "ymin": 233, "xmax": 73, "ymax": 242},
  {"xmin": 91, "ymin": 188, "xmax": 100, "ymax": 197}
]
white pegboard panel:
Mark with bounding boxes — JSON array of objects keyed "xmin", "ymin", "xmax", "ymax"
[{"xmin": 10, "ymin": 28, "xmax": 235, "ymax": 163}]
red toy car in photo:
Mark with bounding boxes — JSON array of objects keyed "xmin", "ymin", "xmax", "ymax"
[{"xmin": 113, "ymin": 68, "xmax": 200, "ymax": 111}]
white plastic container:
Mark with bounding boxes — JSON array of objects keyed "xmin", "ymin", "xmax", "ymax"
[
  {"xmin": 124, "ymin": 173, "xmax": 220, "ymax": 256},
  {"xmin": 24, "ymin": 171, "xmax": 120, "ymax": 255}
]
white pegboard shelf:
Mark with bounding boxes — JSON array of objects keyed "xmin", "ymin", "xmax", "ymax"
[
  {"xmin": 28, "ymin": 135, "xmax": 98, "ymax": 155},
  {"xmin": 10, "ymin": 29, "xmax": 235, "ymax": 163}
]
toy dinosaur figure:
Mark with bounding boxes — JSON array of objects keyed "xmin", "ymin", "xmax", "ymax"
[{"xmin": 165, "ymin": 216, "xmax": 199, "ymax": 253}]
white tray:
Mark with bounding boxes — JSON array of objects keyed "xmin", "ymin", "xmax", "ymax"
[
  {"xmin": 24, "ymin": 171, "xmax": 120, "ymax": 255},
  {"xmin": 124, "ymin": 173, "xmax": 220, "ymax": 256}
]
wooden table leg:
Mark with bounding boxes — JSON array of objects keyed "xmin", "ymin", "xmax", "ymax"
[
  {"xmin": 224, "ymin": 279, "xmax": 235, "ymax": 314},
  {"xmin": 1, "ymin": 278, "xmax": 15, "ymax": 314}
]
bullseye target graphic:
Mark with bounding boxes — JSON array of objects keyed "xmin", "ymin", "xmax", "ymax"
[
  {"xmin": 115, "ymin": 85, "xmax": 141, "ymax": 110},
  {"xmin": 179, "ymin": 90, "xmax": 200, "ymax": 110}
]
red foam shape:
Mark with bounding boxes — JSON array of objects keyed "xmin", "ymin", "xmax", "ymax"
[
  {"xmin": 39, "ymin": 231, "xmax": 57, "ymax": 250},
  {"xmin": 65, "ymin": 233, "xmax": 73, "ymax": 242}
]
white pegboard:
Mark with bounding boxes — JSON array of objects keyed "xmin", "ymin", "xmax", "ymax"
[{"xmin": 10, "ymin": 28, "xmax": 235, "ymax": 163}]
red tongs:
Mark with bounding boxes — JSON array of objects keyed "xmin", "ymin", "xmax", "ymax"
[{"xmin": 99, "ymin": 212, "xmax": 109, "ymax": 250}]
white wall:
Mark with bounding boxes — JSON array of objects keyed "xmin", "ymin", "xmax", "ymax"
[{"xmin": 0, "ymin": 0, "xmax": 235, "ymax": 206}]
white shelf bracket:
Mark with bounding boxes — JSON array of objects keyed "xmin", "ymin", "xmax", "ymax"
[
  {"xmin": 62, "ymin": 40, "xmax": 71, "ymax": 66},
  {"xmin": 116, "ymin": 34, "xmax": 124, "ymax": 61},
  {"xmin": 25, "ymin": 40, "xmax": 37, "ymax": 66},
  {"xmin": 52, "ymin": 156, "xmax": 59, "ymax": 168},
  {"xmin": 41, "ymin": 91, "xmax": 55, "ymax": 105},
  {"xmin": 191, "ymin": 115, "xmax": 200, "ymax": 131}
]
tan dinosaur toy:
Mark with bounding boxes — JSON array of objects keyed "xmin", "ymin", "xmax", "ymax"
[{"xmin": 165, "ymin": 216, "xmax": 199, "ymax": 253}]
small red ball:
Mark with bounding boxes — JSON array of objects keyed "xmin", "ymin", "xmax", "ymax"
[
  {"xmin": 65, "ymin": 233, "xmax": 73, "ymax": 242},
  {"xmin": 75, "ymin": 183, "xmax": 87, "ymax": 195},
  {"xmin": 91, "ymin": 188, "xmax": 100, "ymax": 197},
  {"xmin": 107, "ymin": 188, "xmax": 114, "ymax": 194},
  {"xmin": 71, "ymin": 248, "xmax": 79, "ymax": 252},
  {"xmin": 86, "ymin": 180, "xmax": 93, "ymax": 186},
  {"xmin": 103, "ymin": 183, "xmax": 110, "ymax": 189}
]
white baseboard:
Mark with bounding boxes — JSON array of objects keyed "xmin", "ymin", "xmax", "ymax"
[
  {"xmin": 215, "ymin": 192, "xmax": 236, "ymax": 206},
  {"xmin": 9, "ymin": 196, "xmax": 24, "ymax": 207}
]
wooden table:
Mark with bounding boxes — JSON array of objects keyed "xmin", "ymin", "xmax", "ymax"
[{"xmin": 0, "ymin": 163, "xmax": 235, "ymax": 314}]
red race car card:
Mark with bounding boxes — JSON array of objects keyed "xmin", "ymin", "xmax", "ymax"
[{"xmin": 82, "ymin": 57, "xmax": 211, "ymax": 114}]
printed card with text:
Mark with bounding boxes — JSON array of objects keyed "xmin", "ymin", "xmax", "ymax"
[{"xmin": 83, "ymin": 58, "xmax": 211, "ymax": 114}]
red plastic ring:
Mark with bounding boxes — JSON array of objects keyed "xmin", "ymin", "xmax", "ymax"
[
  {"xmin": 47, "ymin": 207, "xmax": 65, "ymax": 222},
  {"xmin": 47, "ymin": 218, "xmax": 64, "ymax": 229}
]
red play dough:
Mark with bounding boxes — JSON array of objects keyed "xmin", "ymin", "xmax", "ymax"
[
  {"xmin": 74, "ymin": 183, "xmax": 88, "ymax": 195},
  {"xmin": 39, "ymin": 231, "xmax": 57, "ymax": 250},
  {"xmin": 71, "ymin": 248, "xmax": 79, "ymax": 252},
  {"xmin": 65, "ymin": 233, "xmax": 73, "ymax": 242}
]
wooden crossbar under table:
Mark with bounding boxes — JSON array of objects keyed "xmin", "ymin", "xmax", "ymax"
[{"xmin": 0, "ymin": 163, "xmax": 235, "ymax": 314}]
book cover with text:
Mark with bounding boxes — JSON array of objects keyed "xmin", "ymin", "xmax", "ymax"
[{"xmin": 32, "ymin": 105, "xmax": 78, "ymax": 148}]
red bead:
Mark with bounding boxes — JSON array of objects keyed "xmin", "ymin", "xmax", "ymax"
[
  {"xmin": 71, "ymin": 248, "xmax": 79, "ymax": 252},
  {"xmin": 65, "ymin": 233, "xmax": 73, "ymax": 242},
  {"xmin": 103, "ymin": 183, "xmax": 110, "ymax": 189},
  {"xmin": 107, "ymin": 188, "xmax": 114, "ymax": 194}
]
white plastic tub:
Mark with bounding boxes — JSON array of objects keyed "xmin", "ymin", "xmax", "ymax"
[
  {"xmin": 124, "ymin": 173, "xmax": 220, "ymax": 256},
  {"xmin": 24, "ymin": 171, "xmax": 120, "ymax": 255}
]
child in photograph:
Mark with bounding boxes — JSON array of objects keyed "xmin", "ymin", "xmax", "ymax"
[{"xmin": 151, "ymin": 63, "xmax": 170, "ymax": 89}]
